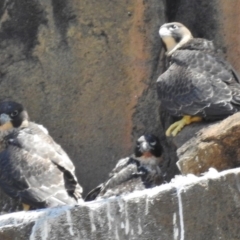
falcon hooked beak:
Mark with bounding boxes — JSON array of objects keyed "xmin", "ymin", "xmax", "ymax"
[
  {"xmin": 0, "ymin": 113, "xmax": 14, "ymax": 131},
  {"xmin": 159, "ymin": 22, "xmax": 193, "ymax": 56}
]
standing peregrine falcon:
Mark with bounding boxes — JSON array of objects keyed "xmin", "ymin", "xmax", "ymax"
[
  {"xmin": 85, "ymin": 134, "xmax": 163, "ymax": 201},
  {"xmin": 0, "ymin": 101, "xmax": 82, "ymax": 210},
  {"xmin": 157, "ymin": 22, "xmax": 240, "ymax": 136}
]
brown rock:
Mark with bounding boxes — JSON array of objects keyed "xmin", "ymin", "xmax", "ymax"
[{"xmin": 177, "ymin": 113, "xmax": 240, "ymax": 175}]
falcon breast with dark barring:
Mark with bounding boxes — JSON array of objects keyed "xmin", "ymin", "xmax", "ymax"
[
  {"xmin": 157, "ymin": 22, "xmax": 240, "ymax": 136},
  {"xmin": 0, "ymin": 101, "xmax": 83, "ymax": 210},
  {"xmin": 85, "ymin": 134, "xmax": 163, "ymax": 201}
]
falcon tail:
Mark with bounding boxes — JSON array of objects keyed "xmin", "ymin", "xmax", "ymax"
[{"xmin": 85, "ymin": 185, "xmax": 102, "ymax": 202}]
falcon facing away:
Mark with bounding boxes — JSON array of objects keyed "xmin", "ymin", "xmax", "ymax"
[
  {"xmin": 157, "ymin": 22, "xmax": 240, "ymax": 136},
  {"xmin": 85, "ymin": 134, "xmax": 163, "ymax": 201},
  {"xmin": 0, "ymin": 101, "xmax": 83, "ymax": 210}
]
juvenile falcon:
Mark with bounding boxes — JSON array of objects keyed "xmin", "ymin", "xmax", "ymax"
[
  {"xmin": 157, "ymin": 22, "xmax": 240, "ymax": 136},
  {"xmin": 85, "ymin": 134, "xmax": 163, "ymax": 201},
  {"xmin": 0, "ymin": 101, "xmax": 83, "ymax": 210}
]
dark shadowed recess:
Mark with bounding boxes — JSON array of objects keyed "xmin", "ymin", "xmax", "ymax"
[
  {"xmin": 131, "ymin": 0, "xmax": 181, "ymax": 184},
  {"xmin": 166, "ymin": 0, "xmax": 220, "ymax": 41},
  {"xmin": 51, "ymin": 0, "xmax": 76, "ymax": 46},
  {"xmin": 0, "ymin": 0, "xmax": 47, "ymax": 57}
]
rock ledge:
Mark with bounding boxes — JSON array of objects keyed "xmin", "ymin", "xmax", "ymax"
[{"xmin": 1, "ymin": 167, "xmax": 240, "ymax": 239}]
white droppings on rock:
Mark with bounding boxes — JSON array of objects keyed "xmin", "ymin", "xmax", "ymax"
[
  {"xmin": 106, "ymin": 201, "xmax": 114, "ymax": 230},
  {"xmin": 202, "ymin": 168, "xmax": 219, "ymax": 178},
  {"xmin": 115, "ymin": 227, "xmax": 120, "ymax": 240},
  {"xmin": 29, "ymin": 206, "xmax": 75, "ymax": 240},
  {"xmin": 88, "ymin": 210, "xmax": 96, "ymax": 233},
  {"xmin": 30, "ymin": 211, "xmax": 49, "ymax": 240},
  {"xmin": 66, "ymin": 210, "xmax": 74, "ymax": 236},
  {"xmin": 138, "ymin": 218, "xmax": 142, "ymax": 235},
  {"xmin": 41, "ymin": 218, "xmax": 48, "ymax": 240},
  {"xmin": 173, "ymin": 212, "xmax": 179, "ymax": 240},
  {"xmin": 176, "ymin": 186, "xmax": 184, "ymax": 240},
  {"xmin": 13, "ymin": 216, "xmax": 18, "ymax": 226},
  {"xmin": 124, "ymin": 202, "xmax": 129, "ymax": 235},
  {"xmin": 2, "ymin": 168, "xmax": 240, "ymax": 239},
  {"xmin": 235, "ymin": 173, "xmax": 240, "ymax": 193},
  {"xmin": 145, "ymin": 195, "xmax": 149, "ymax": 215},
  {"xmin": 117, "ymin": 198, "xmax": 124, "ymax": 213}
]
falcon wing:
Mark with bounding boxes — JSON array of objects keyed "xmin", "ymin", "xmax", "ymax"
[
  {"xmin": 18, "ymin": 123, "xmax": 82, "ymax": 200},
  {"xmin": 102, "ymin": 159, "xmax": 139, "ymax": 190},
  {"xmin": 0, "ymin": 143, "xmax": 76, "ymax": 208},
  {"xmin": 0, "ymin": 124, "xmax": 82, "ymax": 208},
  {"xmin": 85, "ymin": 157, "xmax": 140, "ymax": 201},
  {"xmin": 157, "ymin": 49, "xmax": 240, "ymax": 119}
]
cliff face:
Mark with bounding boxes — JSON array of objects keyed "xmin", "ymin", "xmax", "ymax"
[
  {"xmin": 1, "ymin": 0, "xmax": 240, "ymax": 239},
  {"xmin": 0, "ymin": 0, "xmax": 165, "ymax": 203}
]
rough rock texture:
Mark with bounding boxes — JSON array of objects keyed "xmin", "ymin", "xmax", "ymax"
[
  {"xmin": 177, "ymin": 113, "xmax": 240, "ymax": 175},
  {"xmin": 1, "ymin": 1, "xmax": 240, "ymax": 238},
  {"xmin": 1, "ymin": 168, "xmax": 240, "ymax": 239},
  {"xmin": 0, "ymin": 0, "xmax": 165, "ymax": 210}
]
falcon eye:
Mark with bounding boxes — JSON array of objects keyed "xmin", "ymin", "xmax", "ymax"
[
  {"xmin": 150, "ymin": 141, "xmax": 156, "ymax": 146},
  {"xmin": 170, "ymin": 24, "xmax": 178, "ymax": 30},
  {"xmin": 10, "ymin": 110, "xmax": 18, "ymax": 117}
]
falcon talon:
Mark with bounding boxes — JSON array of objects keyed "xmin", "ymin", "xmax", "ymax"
[
  {"xmin": 157, "ymin": 22, "xmax": 240, "ymax": 136},
  {"xmin": 22, "ymin": 203, "xmax": 30, "ymax": 211},
  {"xmin": 166, "ymin": 115, "xmax": 202, "ymax": 136}
]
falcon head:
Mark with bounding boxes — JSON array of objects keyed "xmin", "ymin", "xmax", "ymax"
[
  {"xmin": 159, "ymin": 22, "xmax": 193, "ymax": 56},
  {"xmin": 0, "ymin": 101, "xmax": 29, "ymax": 131},
  {"xmin": 134, "ymin": 134, "xmax": 162, "ymax": 161}
]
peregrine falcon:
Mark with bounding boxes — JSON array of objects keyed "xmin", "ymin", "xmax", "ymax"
[
  {"xmin": 157, "ymin": 22, "xmax": 240, "ymax": 136},
  {"xmin": 0, "ymin": 101, "xmax": 82, "ymax": 210},
  {"xmin": 85, "ymin": 134, "xmax": 163, "ymax": 201}
]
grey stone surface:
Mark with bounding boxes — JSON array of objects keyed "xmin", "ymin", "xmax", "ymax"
[{"xmin": 1, "ymin": 168, "xmax": 240, "ymax": 239}]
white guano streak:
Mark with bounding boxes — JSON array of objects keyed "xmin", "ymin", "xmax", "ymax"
[
  {"xmin": 173, "ymin": 212, "xmax": 179, "ymax": 240},
  {"xmin": 89, "ymin": 210, "xmax": 96, "ymax": 232},
  {"xmin": 177, "ymin": 187, "xmax": 184, "ymax": 240},
  {"xmin": 145, "ymin": 195, "xmax": 149, "ymax": 215},
  {"xmin": 125, "ymin": 202, "xmax": 129, "ymax": 235},
  {"xmin": 66, "ymin": 210, "xmax": 74, "ymax": 236},
  {"xmin": 29, "ymin": 212, "xmax": 49, "ymax": 240},
  {"xmin": 106, "ymin": 201, "xmax": 113, "ymax": 230}
]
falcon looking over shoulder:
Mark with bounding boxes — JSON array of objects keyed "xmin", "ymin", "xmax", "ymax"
[
  {"xmin": 157, "ymin": 22, "xmax": 240, "ymax": 136},
  {"xmin": 0, "ymin": 101, "xmax": 82, "ymax": 210},
  {"xmin": 85, "ymin": 134, "xmax": 163, "ymax": 201}
]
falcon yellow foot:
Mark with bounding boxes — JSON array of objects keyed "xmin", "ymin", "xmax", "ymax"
[
  {"xmin": 166, "ymin": 115, "xmax": 202, "ymax": 137},
  {"xmin": 22, "ymin": 203, "xmax": 30, "ymax": 211}
]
